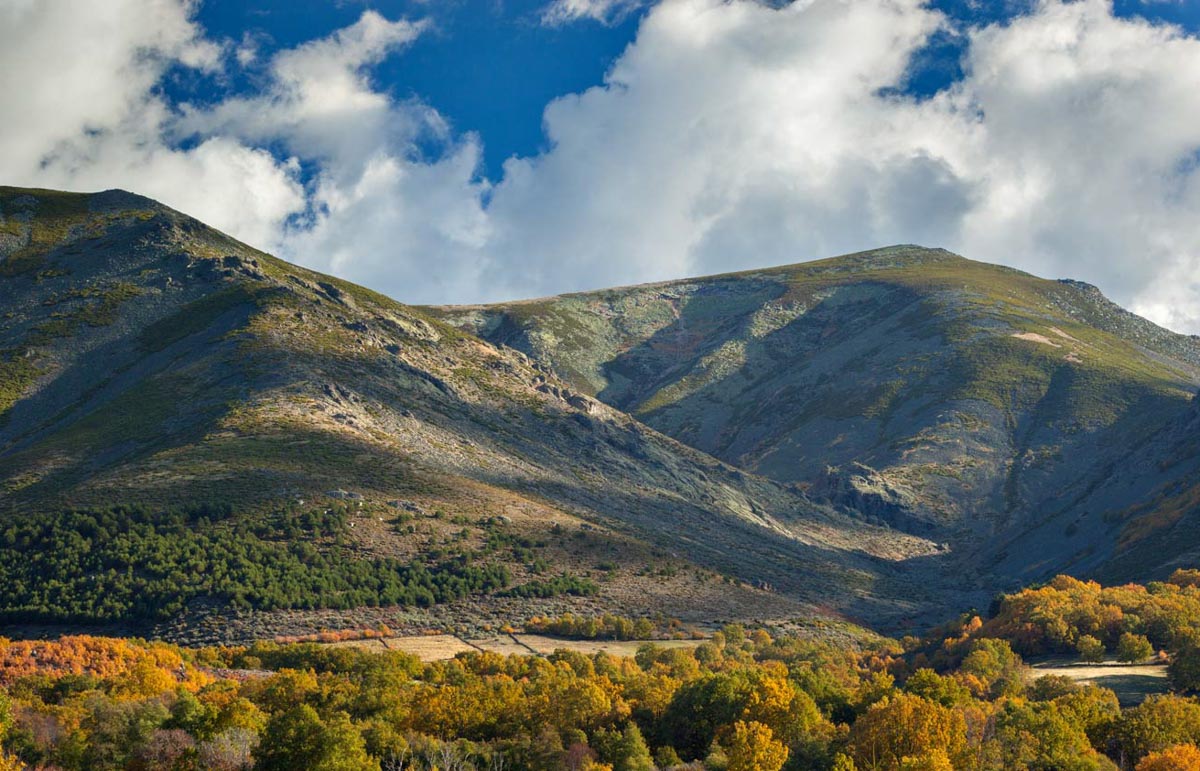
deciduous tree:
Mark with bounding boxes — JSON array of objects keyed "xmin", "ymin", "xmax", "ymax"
[{"xmin": 725, "ymin": 720, "xmax": 787, "ymax": 771}]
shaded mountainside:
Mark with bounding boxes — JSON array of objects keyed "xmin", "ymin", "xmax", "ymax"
[
  {"xmin": 432, "ymin": 246, "xmax": 1200, "ymax": 584},
  {"xmin": 0, "ymin": 187, "xmax": 954, "ymax": 638}
]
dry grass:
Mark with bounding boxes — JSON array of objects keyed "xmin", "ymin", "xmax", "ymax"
[
  {"xmin": 324, "ymin": 632, "xmax": 703, "ymax": 662},
  {"xmin": 1029, "ymin": 658, "xmax": 1169, "ymax": 706}
]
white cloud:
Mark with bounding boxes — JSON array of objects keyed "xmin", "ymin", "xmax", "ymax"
[
  {"xmin": 949, "ymin": 0, "xmax": 1200, "ymax": 332},
  {"xmin": 541, "ymin": 0, "xmax": 648, "ymax": 25},
  {"xmin": 290, "ymin": 143, "xmax": 492, "ymax": 299},
  {"xmin": 171, "ymin": 10, "xmax": 492, "ymax": 299},
  {"xmin": 0, "ymin": 0, "xmax": 302, "ymax": 248},
  {"xmin": 488, "ymin": 0, "xmax": 951, "ymax": 293},
  {"xmin": 4, "ymin": 0, "xmax": 1200, "ymax": 333},
  {"xmin": 180, "ymin": 12, "xmax": 427, "ymax": 171},
  {"xmin": 488, "ymin": 0, "xmax": 1200, "ymax": 333}
]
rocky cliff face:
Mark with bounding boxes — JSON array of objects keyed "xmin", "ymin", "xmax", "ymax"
[
  {"xmin": 811, "ymin": 463, "xmax": 928, "ymax": 533},
  {"xmin": 432, "ymin": 246, "xmax": 1200, "ymax": 585}
]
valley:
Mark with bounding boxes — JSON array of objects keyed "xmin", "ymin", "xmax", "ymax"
[{"xmin": 3, "ymin": 186, "xmax": 1200, "ymax": 769}]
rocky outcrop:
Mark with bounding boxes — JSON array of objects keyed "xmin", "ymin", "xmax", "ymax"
[{"xmin": 811, "ymin": 463, "xmax": 930, "ymax": 532}]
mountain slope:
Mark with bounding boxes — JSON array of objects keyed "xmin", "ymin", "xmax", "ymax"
[
  {"xmin": 432, "ymin": 245, "xmax": 1200, "ymax": 584},
  {"xmin": 0, "ymin": 187, "xmax": 953, "ymax": 639}
]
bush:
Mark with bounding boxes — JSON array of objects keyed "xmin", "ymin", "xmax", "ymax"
[
  {"xmin": 1118, "ymin": 633, "xmax": 1155, "ymax": 663},
  {"xmin": 1168, "ymin": 645, "xmax": 1200, "ymax": 693},
  {"xmin": 1077, "ymin": 635, "xmax": 1106, "ymax": 663},
  {"xmin": 525, "ymin": 613, "xmax": 664, "ymax": 640},
  {"xmin": 500, "ymin": 574, "xmax": 599, "ymax": 599}
]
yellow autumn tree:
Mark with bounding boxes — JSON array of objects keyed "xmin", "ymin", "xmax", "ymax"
[
  {"xmin": 725, "ymin": 720, "xmax": 788, "ymax": 771},
  {"xmin": 847, "ymin": 693, "xmax": 969, "ymax": 771},
  {"xmin": 899, "ymin": 749, "xmax": 955, "ymax": 771},
  {"xmin": 742, "ymin": 663, "xmax": 830, "ymax": 747}
]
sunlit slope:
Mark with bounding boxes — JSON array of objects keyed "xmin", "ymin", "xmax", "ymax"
[{"xmin": 434, "ymin": 246, "xmax": 1200, "ymax": 582}]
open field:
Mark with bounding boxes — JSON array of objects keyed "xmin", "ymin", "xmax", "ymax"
[
  {"xmin": 1029, "ymin": 658, "xmax": 1170, "ymax": 706},
  {"xmin": 325, "ymin": 632, "xmax": 704, "ymax": 661}
]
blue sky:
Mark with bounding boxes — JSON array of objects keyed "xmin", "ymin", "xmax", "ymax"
[
  {"xmin": 184, "ymin": 0, "xmax": 646, "ymax": 177},
  {"xmin": 5, "ymin": 0, "xmax": 1200, "ymax": 332},
  {"xmin": 183, "ymin": 0, "xmax": 1200, "ymax": 177}
]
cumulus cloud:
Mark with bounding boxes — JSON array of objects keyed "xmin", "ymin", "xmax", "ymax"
[
  {"xmin": 491, "ymin": 0, "xmax": 1200, "ymax": 333},
  {"xmin": 173, "ymin": 10, "xmax": 491, "ymax": 298},
  {"xmin": 4, "ymin": 0, "xmax": 1200, "ymax": 332},
  {"xmin": 949, "ymin": 0, "xmax": 1200, "ymax": 332},
  {"xmin": 0, "ymin": 0, "xmax": 304, "ymax": 245},
  {"xmin": 179, "ymin": 12, "xmax": 426, "ymax": 172},
  {"xmin": 489, "ymin": 0, "xmax": 951, "ymax": 292}
]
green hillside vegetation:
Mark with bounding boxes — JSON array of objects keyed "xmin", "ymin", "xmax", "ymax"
[{"xmin": 0, "ymin": 504, "xmax": 522, "ymax": 622}]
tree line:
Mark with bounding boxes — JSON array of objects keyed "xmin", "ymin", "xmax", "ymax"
[
  {"xmin": 0, "ymin": 505, "xmax": 516, "ymax": 622},
  {"xmin": 6, "ymin": 575, "xmax": 1200, "ymax": 768}
]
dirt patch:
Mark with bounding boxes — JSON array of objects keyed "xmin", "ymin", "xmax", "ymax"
[
  {"xmin": 471, "ymin": 635, "xmax": 537, "ymax": 657},
  {"xmin": 1049, "ymin": 326, "xmax": 1081, "ymax": 343},
  {"xmin": 1012, "ymin": 332, "xmax": 1061, "ymax": 348},
  {"xmin": 332, "ymin": 634, "xmax": 478, "ymax": 660}
]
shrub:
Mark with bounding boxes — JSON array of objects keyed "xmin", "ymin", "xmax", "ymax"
[
  {"xmin": 1118, "ymin": 633, "xmax": 1155, "ymax": 663},
  {"xmin": 1077, "ymin": 635, "xmax": 1106, "ymax": 663}
]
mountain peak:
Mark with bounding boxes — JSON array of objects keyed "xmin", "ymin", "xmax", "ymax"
[
  {"xmin": 0, "ymin": 186, "xmax": 161, "ymax": 216},
  {"xmin": 789, "ymin": 243, "xmax": 964, "ymax": 272}
]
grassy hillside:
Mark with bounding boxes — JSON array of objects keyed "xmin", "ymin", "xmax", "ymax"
[{"xmin": 432, "ymin": 245, "xmax": 1200, "ymax": 584}]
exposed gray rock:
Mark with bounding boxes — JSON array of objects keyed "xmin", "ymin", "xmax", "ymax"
[{"xmin": 811, "ymin": 463, "xmax": 931, "ymax": 532}]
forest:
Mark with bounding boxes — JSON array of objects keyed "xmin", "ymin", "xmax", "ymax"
[
  {"xmin": 4, "ymin": 574, "xmax": 1200, "ymax": 769},
  {"xmin": 0, "ymin": 505, "xmax": 599, "ymax": 622}
]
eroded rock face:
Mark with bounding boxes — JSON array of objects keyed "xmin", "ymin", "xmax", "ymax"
[{"xmin": 811, "ymin": 463, "xmax": 930, "ymax": 533}]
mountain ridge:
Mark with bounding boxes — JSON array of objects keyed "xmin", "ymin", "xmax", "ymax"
[
  {"xmin": 6, "ymin": 184, "xmax": 1200, "ymax": 642},
  {"xmin": 429, "ymin": 244, "xmax": 1200, "ymax": 588},
  {"xmin": 0, "ymin": 186, "xmax": 952, "ymax": 641}
]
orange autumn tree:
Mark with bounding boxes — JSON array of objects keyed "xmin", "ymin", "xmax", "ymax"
[
  {"xmin": 1136, "ymin": 744, "xmax": 1200, "ymax": 771},
  {"xmin": 0, "ymin": 635, "xmax": 207, "ymax": 693}
]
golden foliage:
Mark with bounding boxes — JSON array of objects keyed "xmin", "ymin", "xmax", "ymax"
[
  {"xmin": 1137, "ymin": 744, "xmax": 1200, "ymax": 771},
  {"xmin": 725, "ymin": 720, "xmax": 788, "ymax": 771}
]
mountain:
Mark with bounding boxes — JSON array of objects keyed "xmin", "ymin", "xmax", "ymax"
[
  {"xmin": 0, "ymin": 187, "xmax": 950, "ymax": 642},
  {"xmin": 431, "ymin": 246, "xmax": 1200, "ymax": 585}
]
